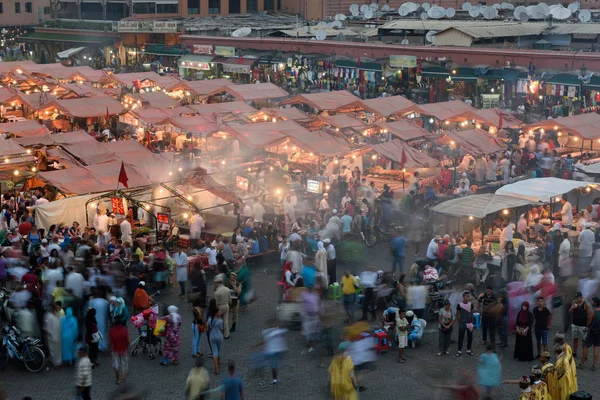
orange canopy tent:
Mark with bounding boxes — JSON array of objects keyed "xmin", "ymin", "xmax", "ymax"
[
  {"xmin": 209, "ymin": 82, "xmax": 288, "ymax": 102},
  {"xmin": 285, "ymin": 129, "xmax": 353, "ymax": 157},
  {"xmin": 167, "ymin": 79, "xmax": 231, "ymax": 96},
  {"xmin": 442, "ymin": 129, "xmax": 507, "ymax": 155},
  {"xmin": 522, "ymin": 113, "xmax": 600, "ymax": 140},
  {"xmin": 254, "ymin": 107, "xmax": 314, "ymax": 123},
  {"xmin": 356, "ymin": 96, "xmax": 423, "ymax": 118},
  {"xmin": 370, "ymin": 139, "xmax": 438, "ymax": 168},
  {"xmin": 318, "ymin": 114, "xmax": 366, "ymax": 129},
  {"xmin": 417, "ymin": 100, "xmax": 476, "ymax": 121},
  {"xmin": 0, "ymin": 88, "xmax": 20, "ymax": 105},
  {"xmin": 464, "ymin": 108, "xmax": 522, "ymax": 129},
  {"xmin": 219, "ymin": 121, "xmax": 294, "ymax": 149},
  {"xmin": 40, "ymin": 97, "xmax": 123, "ymax": 118},
  {"xmin": 126, "ymin": 91, "xmax": 180, "ymax": 109},
  {"xmin": 128, "ymin": 106, "xmax": 194, "ymax": 125},
  {"xmin": 164, "ymin": 115, "xmax": 219, "ymax": 136},
  {"xmin": 0, "ymin": 139, "xmax": 28, "ymax": 157},
  {"xmin": 14, "ymin": 130, "xmax": 96, "ymax": 147},
  {"xmin": 280, "ymin": 91, "xmax": 361, "ymax": 111},
  {"xmin": 188, "ymin": 101, "xmax": 256, "ymax": 115},
  {"xmin": 374, "ymin": 120, "xmax": 433, "ymax": 141},
  {"xmin": 0, "ymin": 120, "xmax": 50, "ymax": 137}
]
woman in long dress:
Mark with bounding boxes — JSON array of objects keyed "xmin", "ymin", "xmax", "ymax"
[
  {"xmin": 88, "ymin": 290, "xmax": 109, "ymax": 352},
  {"xmin": 315, "ymin": 241, "xmax": 328, "ymax": 285},
  {"xmin": 161, "ymin": 305, "xmax": 181, "ymax": 366},
  {"xmin": 43, "ymin": 310, "xmax": 62, "ymax": 369},
  {"xmin": 328, "ymin": 342, "xmax": 358, "ymax": 400},
  {"xmin": 61, "ymin": 307, "xmax": 78, "ymax": 365},
  {"xmin": 514, "ymin": 301, "xmax": 534, "ymax": 362}
]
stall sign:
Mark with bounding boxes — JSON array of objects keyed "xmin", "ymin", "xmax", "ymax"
[
  {"xmin": 153, "ymin": 21, "xmax": 178, "ymax": 33},
  {"xmin": 214, "ymin": 46, "xmax": 235, "ymax": 57},
  {"xmin": 157, "ymin": 212, "xmax": 170, "ymax": 224},
  {"xmin": 178, "ymin": 60, "xmax": 210, "ymax": 70},
  {"xmin": 390, "ymin": 55, "xmax": 417, "ymax": 68},
  {"xmin": 481, "ymin": 94, "xmax": 500, "ymax": 109},
  {"xmin": 222, "ymin": 63, "xmax": 251, "ymax": 74},
  {"xmin": 111, "ymin": 197, "xmax": 125, "ymax": 215},
  {"xmin": 307, "ymin": 179, "xmax": 321, "ymax": 194},
  {"xmin": 119, "ymin": 114, "xmax": 138, "ymax": 126},
  {"xmin": 192, "ymin": 45, "xmax": 214, "ymax": 55},
  {"xmin": 235, "ymin": 175, "xmax": 249, "ymax": 191},
  {"xmin": 117, "ymin": 21, "xmax": 140, "ymax": 32}
]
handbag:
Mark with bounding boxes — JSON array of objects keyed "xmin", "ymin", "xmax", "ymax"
[
  {"xmin": 153, "ymin": 319, "xmax": 166, "ymax": 336},
  {"xmin": 197, "ymin": 322, "xmax": 208, "ymax": 333},
  {"xmin": 91, "ymin": 331, "xmax": 103, "ymax": 344}
]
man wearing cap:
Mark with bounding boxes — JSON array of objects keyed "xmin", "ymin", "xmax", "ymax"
[
  {"xmin": 426, "ymin": 235, "xmax": 442, "ymax": 264},
  {"xmin": 324, "ymin": 238, "xmax": 336, "ymax": 284},
  {"xmin": 579, "ymin": 296, "xmax": 600, "ymax": 370},
  {"xmin": 577, "ymin": 222, "xmax": 594, "ymax": 275},
  {"xmin": 214, "ymin": 274, "xmax": 231, "ymax": 339},
  {"xmin": 40, "ymin": 238, "xmax": 50, "ymax": 258},
  {"xmin": 569, "ymin": 291, "xmax": 593, "ymax": 358}
]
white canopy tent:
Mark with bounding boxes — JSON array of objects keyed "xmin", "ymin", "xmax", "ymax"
[
  {"xmin": 57, "ymin": 47, "xmax": 86, "ymax": 59},
  {"xmin": 431, "ymin": 194, "xmax": 538, "ymax": 219},
  {"xmin": 495, "ymin": 178, "xmax": 593, "ymax": 203}
]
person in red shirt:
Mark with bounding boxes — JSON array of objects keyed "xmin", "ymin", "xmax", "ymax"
[
  {"xmin": 18, "ymin": 216, "xmax": 32, "ymax": 237},
  {"xmin": 109, "ymin": 324, "xmax": 130, "ymax": 384}
]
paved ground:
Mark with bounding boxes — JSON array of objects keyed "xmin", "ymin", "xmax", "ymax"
[{"xmin": 1, "ymin": 242, "xmax": 599, "ymax": 400}]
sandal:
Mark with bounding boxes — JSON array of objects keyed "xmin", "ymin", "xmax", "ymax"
[
  {"xmin": 592, "ymin": 365, "xmax": 597, "ymax": 371},
  {"xmin": 116, "ymin": 379, "xmax": 121, "ymax": 385},
  {"xmin": 466, "ymin": 350, "xmax": 474, "ymax": 356},
  {"xmin": 437, "ymin": 352, "xmax": 443, "ymax": 356},
  {"xmin": 160, "ymin": 362, "xmax": 168, "ymax": 366},
  {"xmin": 193, "ymin": 354, "xmax": 200, "ymax": 358},
  {"xmin": 208, "ymin": 354, "xmax": 214, "ymax": 359},
  {"xmin": 455, "ymin": 351, "xmax": 461, "ymax": 357},
  {"xmin": 173, "ymin": 361, "xmax": 179, "ymax": 365}
]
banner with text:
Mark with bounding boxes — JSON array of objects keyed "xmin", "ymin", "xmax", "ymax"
[{"xmin": 390, "ymin": 55, "xmax": 417, "ymax": 68}]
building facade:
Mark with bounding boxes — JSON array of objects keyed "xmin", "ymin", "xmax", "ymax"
[{"xmin": 0, "ymin": 0, "xmax": 51, "ymax": 27}]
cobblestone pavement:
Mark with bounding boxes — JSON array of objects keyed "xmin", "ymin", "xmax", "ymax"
[{"xmin": 2, "ymin": 243, "xmax": 600, "ymax": 400}]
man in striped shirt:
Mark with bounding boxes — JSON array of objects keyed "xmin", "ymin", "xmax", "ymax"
[{"xmin": 75, "ymin": 345, "xmax": 93, "ymax": 400}]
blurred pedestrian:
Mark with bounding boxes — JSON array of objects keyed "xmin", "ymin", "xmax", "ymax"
[
  {"xmin": 185, "ymin": 357, "xmax": 209, "ymax": 400},
  {"xmin": 75, "ymin": 345, "xmax": 93, "ymax": 400},
  {"xmin": 478, "ymin": 344, "xmax": 501, "ymax": 400}
]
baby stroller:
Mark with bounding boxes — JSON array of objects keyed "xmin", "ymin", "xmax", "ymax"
[{"xmin": 130, "ymin": 305, "xmax": 163, "ymax": 360}]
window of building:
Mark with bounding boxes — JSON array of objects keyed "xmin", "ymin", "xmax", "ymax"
[
  {"xmin": 264, "ymin": 0, "xmax": 274, "ymax": 10},
  {"xmin": 25, "ymin": 1, "xmax": 31, "ymax": 12},
  {"xmin": 246, "ymin": 0, "xmax": 257, "ymax": 12},
  {"xmin": 156, "ymin": 3, "xmax": 178, "ymax": 13},
  {"xmin": 208, "ymin": 0, "xmax": 220, "ymax": 14},
  {"xmin": 0, "ymin": 3, "xmax": 3, "ymax": 13},
  {"xmin": 132, "ymin": 2, "xmax": 155, "ymax": 13},
  {"xmin": 15, "ymin": 2, "xmax": 20, "ymax": 13},
  {"xmin": 188, "ymin": 0, "xmax": 200, "ymax": 14}
]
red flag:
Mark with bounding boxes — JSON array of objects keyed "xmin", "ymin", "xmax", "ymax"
[
  {"xmin": 118, "ymin": 161, "xmax": 129, "ymax": 188},
  {"xmin": 401, "ymin": 147, "xmax": 408, "ymax": 166},
  {"xmin": 106, "ymin": 106, "xmax": 110, "ymax": 120},
  {"xmin": 498, "ymin": 109, "xmax": 503, "ymax": 130}
]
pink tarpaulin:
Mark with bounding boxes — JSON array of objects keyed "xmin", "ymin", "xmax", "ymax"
[
  {"xmin": 0, "ymin": 139, "xmax": 27, "ymax": 157},
  {"xmin": 256, "ymin": 107, "xmax": 313, "ymax": 122},
  {"xmin": 129, "ymin": 106, "xmax": 193, "ymax": 125},
  {"xmin": 370, "ymin": 139, "xmax": 438, "ymax": 168},
  {"xmin": 0, "ymin": 120, "xmax": 50, "ymax": 137},
  {"xmin": 220, "ymin": 121, "xmax": 292, "ymax": 149},
  {"xmin": 128, "ymin": 92, "xmax": 180, "ymax": 109},
  {"xmin": 374, "ymin": 120, "xmax": 433, "ymax": 141},
  {"xmin": 165, "ymin": 115, "xmax": 219, "ymax": 135},
  {"xmin": 285, "ymin": 129, "xmax": 353, "ymax": 157},
  {"xmin": 0, "ymin": 88, "xmax": 19, "ymax": 104},
  {"xmin": 319, "ymin": 114, "xmax": 366, "ymax": 129},
  {"xmin": 102, "ymin": 140, "xmax": 149, "ymax": 154},
  {"xmin": 168, "ymin": 79, "xmax": 231, "ymax": 95},
  {"xmin": 464, "ymin": 108, "xmax": 522, "ymax": 129},
  {"xmin": 188, "ymin": 101, "xmax": 256, "ymax": 115},
  {"xmin": 64, "ymin": 140, "xmax": 119, "ymax": 165},
  {"xmin": 58, "ymin": 83, "xmax": 107, "ymax": 98},
  {"xmin": 280, "ymin": 91, "xmax": 361, "ymax": 111},
  {"xmin": 101, "ymin": 72, "xmax": 181, "ymax": 88},
  {"xmin": 357, "ymin": 96, "xmax": 423, "ymax": 118},
  {"xmin": 523, "ymin": 113, "xmax": 600, "ymax": 140},
  {"xmin": 14, "ymin": 130, "xmax": 96, "ymax": 147},
  {"xmin": 40, "ymin": 97, "xmax": 123, "ymax": 118},
  {"xmin": 16, "ymin": 92, "xmax": 54, "ymax": 111},
  {"xmin": 210, "ymin": 82, "xmax": 288, "ymax": 102},
  {"xmin": 418, "ymin": 100, "xmax": 476, "ymax": 121},
  {"xmin": 442, "ymin": 128, "xmax": 507, "ymax": 156}
]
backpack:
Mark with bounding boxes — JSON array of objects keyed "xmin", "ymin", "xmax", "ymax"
[{"xmin": 445, "ymin": 244, "xmax": 455, "ymax": 260}]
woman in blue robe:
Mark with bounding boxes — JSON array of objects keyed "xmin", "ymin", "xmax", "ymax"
[
  {"xmin": 306, "ymin": 221, "xmax": 319, "ymax": 252},
  {"xmin": 61, "ymin": 307, "xmax": 78, "ymax": 364},
  {"xmin": 88, "ymin": 293, "xmax": 109, "ymax": 351}
]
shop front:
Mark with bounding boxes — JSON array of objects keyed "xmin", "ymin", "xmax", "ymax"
[
  {"xmin": 178, "ymin": 54, "xmax": 215, "ymax": 79},
  {"xmin": 544, "ymin": 73, "xmax": 584, "ymax": 118},
  {"xmin": 421, "ymin": 66, "xmax": 450, "ymax": 103},
  {"xmin": 448, "ymin": 67, "xmax": 478, "ymax": 105}
]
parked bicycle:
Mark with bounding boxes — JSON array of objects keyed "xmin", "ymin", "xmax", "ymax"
[{"xmin": 0, "ymin": 324, "xmax": 46, "ymax": 373}]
